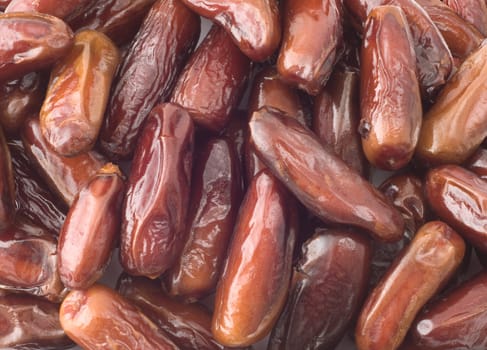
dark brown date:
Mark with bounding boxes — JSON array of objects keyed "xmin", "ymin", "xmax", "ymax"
[
  {"xmin": 417, "ymin": 42, "xmax": 487, "ymax": 165},
  {"xmin": 425, "ymin": 165, "xmax": 487, "ymax": 253},
  {"xmin": 118, "ymin": 275, "xmax": 223, "ymax": 350},
  {"xmin": 40, "ymin": 30, "xmax": 120, "ymax": 156},
  {"xmin": 8, "ymin": 139, "xmax": 66, "ymax": 235},
  {"xmin": 99, "ymin": 0, "xmax": 200, "ymax": 159},
  {"xmin": 66, "ymin": 0, "xmax": 156, "ymax": 46},
  {"xmin": 0, "ymin": 126, "xmax": 14, "ymax": 229},
  {"xmin": 313, "ymin": 69, "xmax": 367, "ymax": 176},
  {"xmin": 212, "ymin": 169, "xmax": 298, "ymax": 347},
  {"xmin": 60, "ymin": 284, "xmax": 179, "ymax": 349},
  {"xmin": 21, "ymin": 117, "xmax": 106, "ymax": 206},
  {"xmin": 170, "ymin": 25, "xmax": 251, "ymax": 133},
  {"xmin": 355, "ymin": 221, "xmax": 465, "ymax": 350},
  {"xmin": 277, "ymin": 0, "xmax": 343, "ymax": 95},
  {"xmin": 0, "ymin": 221, "xmax": 65, "ymax": 302},
  {"xmin": 0, "ymin": 294, "xmax": 72, "ymax": 349},
  {"xmin": 121, "ymin": 103, "xmax": 193, "ymax": 278},
  {"xmin": 179, "ymin": 0, "xmax": 280, "ymax": 62},
  {"xmin": 5, "ymin": 0, "xmax": 89, "ymax": 18},
  {"xmin": 466, "ymin": 148, "xmax": 487, "ymax": 180},
  {"xmin": 0, "ymin": 12, "xmax": 73, "ymax": 82},
  {"xmin": 165, "ymin": 138, "xmax": 242, "ymax": 300},
  {"xmin": 444, "ymin": 0, "xmax": 487, "ymax": 36},
  {"xmin": 360, "ymin": 5, "xmax": 422, "ymax": 170},
  {"xmin": 406, "ymin": 271, "xmax": 487, "ymax": 349},
  {"xmin": 249, "ymin": 107, "xmax": 405, "ymax": 242},
  {"xmin": 269, "ymin": 228, "xmax": 372, "ymax": 350},
  {"xmin": 58, "ymin": 163, "xmax": 124, "ymax": 290}
]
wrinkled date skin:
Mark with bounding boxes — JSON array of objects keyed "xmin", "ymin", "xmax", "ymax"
[
  {"xmin": 41, "ymin": 30, "xmax": 120, "ymax": 156},
  {"xmin": 417, "ymin": 42, "xmax": 487, "ymax": 165},
  {"xmin": 166, "ymin": 138, "xmax": 242, "ymax": 300},
  {"xmin": 405, "ymin": 271, "xmax": 487, "ymax": 349},
  {"xmin": 8, "ymin": 139, "xmax": 66, "ymax": 235},
  {"xmin": 212, "ymin": 169, "xmax": 298, "ymax": 347},
  {"xmin": 444, "ymin": 0, "xmax": 487, "ymax": 36},
  {"xmin": 60, "ymin": 284, "xmax": 179, "ymax": 350},
  {"xmin": 0, "ymin": 12, "xmax": 73, "ymax": 82},
  {"xmin": 99, "ymin": 0, "xmax": 200, "ymax": 159},
  {"xmin": 425, "ymin": 165, "xmax": 487, "ymax": 253},
  {"xmin": 414, "ymin": 0, "xmax": 483, "ymax": 59},
  {"xmin": 355, "ymin": 221, "xmax": 465, "ymax": 350},
  {"xmin": 21, "ymin": 117, "xmax": 106, "ymax": 206},
  {"xmin": 0, "ymin": 72, "xmax": 47, "ymax": 135},
  {"xmin": 269, "ymin": 228, "xmax": 372, "ymax": 350},
  {"xmin": 245, "ymin": 66, "xmax": 306, "ymax": 183},
  {"xmin": 0, "ymin": 294, "xmax": 72, "ymax": 349},
  {"xmin": 121, "ymin": 103, "xmax": 193, "ymax": 278},
  {"xmin": 249, "ymin": 107, "xmax": 405, "ymax": 242},
  {"xmin": 170, "ymin": 25, "xmax": 251, "ymax": 132},
  {"xmin": 180, "ymin": 0, "xmax": 280, "ymax": 62},
  {"xmin": 0, "ymin": 126, "xmax": 14, "ymax": 229},
  {"xmin": 344, "ymin": 0, "xmax": 453, "ymax": 100},
  {"xmin": 277, "ymin": 0, "xmax": 343, "ymax": 95},
  {"xmin": 118, "ymin": 275, "xmax": 224, "ymax": 350},
  {"xmin": 313, "ymin": 69, "xmax": 367, "ymax": 176},
  {"xmin": 0, "ymin": 221, "xmax": 65, "ymax": 302},
  {"xmin": 66, "ymin": 0, "xmax": 157, "ymax": 46},
  {"xmin": 58, "ymin": 163, "xmax": 124, "ymax": 290},
  {"xmin": 360, "ymin": 5, "xmax": 422, "ymax": 171},
  {"xmin": 6, "ymin": 0, "xmax": 90, "ymax": 18},
  {"xmin": 466, "ymin": 148, "xmax": 487, "ymax": 180}
]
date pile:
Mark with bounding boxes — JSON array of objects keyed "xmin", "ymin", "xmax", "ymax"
[{"xmin": 1, "ymin": 0, "xmax": 487, "ymax": 349}]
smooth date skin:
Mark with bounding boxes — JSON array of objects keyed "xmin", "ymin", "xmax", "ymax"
[
  {"xmin": 60, "ymin": 284, "xmax": 179, "ymax": 350},
  {"xmin": 212, "ymin": 169, "xmax": 298, "ymax": 347},
  {"xmin": 313, "ymin": 69, "xmax": 367, "ymax": 176},
  {"xmin": 179, "ymin": 0, "xmax": 280, "ymax": 62},
  {"xmin": 277, "ymin": 0, "xmax": 343, "ymax": 95},
  {"xmin": 466, "ymin": 148, "xmax": 487, "ymax": 180},
  {"xmin": 170, "ymin": 25, "xmax": 251, "ymax": 133},
  {"xmin": 0, "ymin": 126, "xmax": 14, "ymax": 229},
  {"xmin": 41, "ymin": 30, "xmax": 119, "ymax": 156},
  {"xmin": 100, "ymin": 0, "xmax": 200, "ymax": 159},
  {"xmin": 355, "ymin": 221, "xmax": 465, "ymax": 350},
  {"xmin": 0, "ymin": 12, "xmax": 73, "ymax": 82},
  {"xmin": 0, "ymin": 294, "xmax": 72, "ymax": 349},
  {"xmin": 425, "ymin": 165, "xmax": 487, "ymax": 253},
  {"xmin": 5, "ymin": 0, "xmax": 90, "ymax": 18},
  {"xmin": 121, "ymin": 103, "xmax": 193, "ymax": 278},
  {"xmin": 21, "ymin": 117, "xmax": 106, "ymax": 206},
  {"xmin": 165, "ymin": 138, "xmax": 242, "ymax": 300},
  {"xmin": 360, "ymin": 5, "xmax": 422, "ymax": 171},
  {"xmin": 268, "ymin": 228, "xmax": 372, "ymax": 350},
  {"xmin": 58, "ymin": 163, "xmax": 124, "ymax": 290},
  {"xmin": 406, "ymin": 271, "xmax": 487, "ymax": 349},
  {"xmin": 417, "ymin": 42, "xmax": 487, "ymax": 165},
  {"xmin": 444, "ymin": 0, "xmax": 487, "ymax": 36},
  {"xmin": 249, "ymin": 107, "xmax": 405, "ymax": 242}
]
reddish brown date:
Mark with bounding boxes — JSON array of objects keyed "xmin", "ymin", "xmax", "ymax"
[
  {"xmin": 406, "ymin": 271, "xmax": 487, "ymax": 349},
  {"xmin": 0, "ymin": 221, "xmax": 65, "ymax": 302},
  {"xmin": 417, "ymin": 42, "xmax": 487, "ymax": 165},
  {"xmin": 180, "ymin": 0, "xmax": 280, "ymax": 62},
  {"xmin": 0, "ymin": 12, "xmax": 73, "ymax": 82},
  {"xmin": 466, "ymin": 148, "xmax": 487, "ymax": 180},
  {"xmin": 99, "ymin": 0, "xmax": 200, "ymax": 159},
  {"xmin": 58, "ymin": 163, "xmax": 124, "ymax": 290},
  {"xmin": 40, "ymin": 30, "xmax": 120, "ymax": 156},
  {"xmin": 66, "ymin": 0, "xmax": 156, "ymax": 46},
  {"xmin": 121, "ymin": 103, "xmax": 193, "ymax": 278},
  {"xmin": 5, "ymin": 0, "xmax": 89, "ymax": 18},
  {"xmin": 170, "ymin": 25, "xmax": 250, "ymax": 132},
  {"xmin": 249, "ymin": 107, "xmax": 405, "ymax": 242},
  {"xmin": 355, "ymin": 221, "xmax": 465, "ymax": 350},
  {"xmin": 0, "ymin": 126, "xmax": 14, "ymax": 229},
  {"xmin": 444, "ymin": 0, "xmax": 487, "ymax": 36},
  {"xmin": 60, "ymin": 284, "xmax": 179, "ymax": 349},
  {"xmin": 8, "ymin": 139, "xmax": 66, "ymax": 235},
  {"xmin": 165, "ymin": 138, "xmax": 242, "ymax": 300},
  {"xmin": 21, "ymin": 117, "xmax": 106, "ymax": 206},
  {"xmin": 277, "ymin": 0, "xmax": 343, "ymax": 95},
  {"xmin": 269, "ymin": 228, "xmax": 372, "ymax": 350},
  {"xmin": 360, "ymin": 5, "xmax": 422, "ymax": 170},
  {"xmin": 212, "ymin": 169, "xmax": 298, "ymax": 347},
  {"xmin": 425, "ymin": 165, "xmax": 487, "ymax": 253},
  {"xmin": 313, "ymin": 69, "xmax": 367, "ymax": 176},
  {"xmin": 0, "ymin": 294, "xmax": 72, "ymax": 349}
]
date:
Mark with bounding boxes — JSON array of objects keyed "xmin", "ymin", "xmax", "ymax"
[
  {"xmin": 5, "ymin": 0, "xmax": 90, "ymax": 18},
  {"xmin": 444, "ymin": 0, "xmax": 487, "ymax": 36},
  {"xmin": 466, "ymin": 148, "xmax": 487, "ymax": 180}
]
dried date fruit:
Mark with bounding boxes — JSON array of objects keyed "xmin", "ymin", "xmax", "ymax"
[
  {"xmin": 444, "ymin": 0, "xmax": 487, "ymax": 36},
  {"xmin": 5, "ymin": 0, "xmax": 90, "ymax": 18},
  {"xmin": 466, "ymin": 148, "xmax": 487, "ymax": 180},
  {"xmin": 0, "ymin": 126, "xmax": 14, "ymax": 228}
]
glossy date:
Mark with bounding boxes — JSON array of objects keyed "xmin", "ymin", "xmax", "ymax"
[
  {"xmin": 444, "ymin": 0, "xmax": 487, "ymax": 36},
  {"xmin": 5, "ymin": 0, "xmax": 90, "ymax": 18}
]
